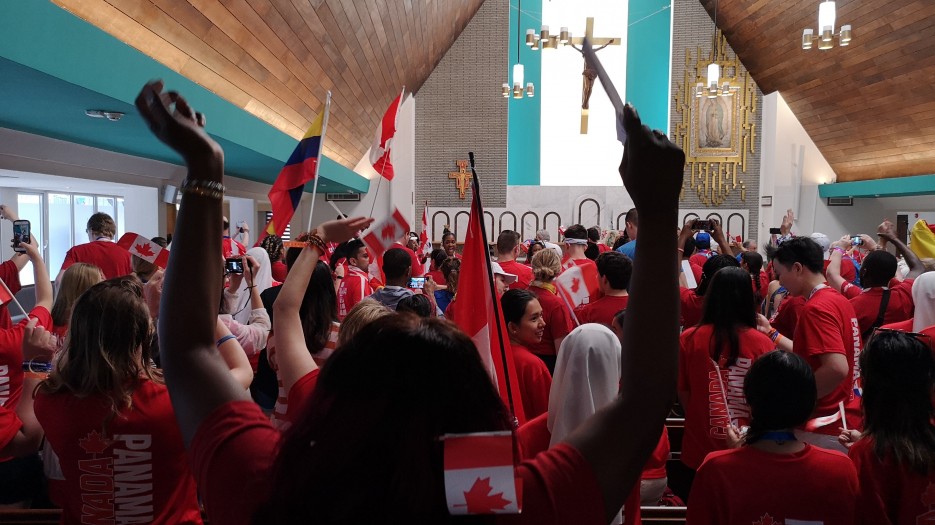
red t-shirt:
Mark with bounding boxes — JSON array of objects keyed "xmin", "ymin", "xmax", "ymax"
[
  {"xmin": 880, "ymin": 320, "xmax": 935, "ymax": 353},
  {"xmin": 222, "ymin": 236, "xmax": 247, "ymax": 259},
  {"xmin": 0, "ymin": 260, "xmax": 22, "ymax": 330},
  {"xmin": 497, "ymin": 259, "xmax": 534, "ymax": 290},
  {"xmin": 190, "ymin": 400, "xmax": 606, "ymax": 525},
  {"xmin": 574, "ymin": 295, "xmax": 629, "ymax": 327},
  {"xmin": 825, "ymin": 256, "xmax": 858, "ymax": 284},
  {"xmin": 516, "ymin": 402, "xmax": 670, "ymax": 482},
  {"xmin": 679, "ymin": 287, "xmax": 705, "ymax": 328},
  {"xmin": 794, "ymin": 287, "xmax": 861, "ymax": 435},
  {"xmin": 0, "ymin": 405, "xmax": 21, "ymax": 452},
  {"xmin": 771, "ymin": 294, "xmax": 805, "ymax": 339},
  {"xmin": 688, "ymin": 444, "xmax": 858, "ymax": 524},
  {"xmin": 0, "ymin": 306, "xmax": 52, "ymax": 412},
  {"xmin": 849, "ymin": 436, "xmax": 935, "ymax": 524},
  {"xmin": 393, "ymin": 243, "xmax": 424, "ymax": 277},
  {"xmin": 841, "ymin": 279, "xmax": 915, "ymax": 336},
  {"xmin": 34, "ymin": 380, "xmax": 203, "ymax": 524},
  {"xmin": 271, "ymin": 260, "xmax": 288, "ymax": 283},
  {"xmin": 426, "ymin": 269, "xmax": 445, "ymax": 285},
  {"xmin": 678, "ymin": 325, "xmax": 774, "ymax": 469},
  {"xmin": 561, "ymin": 257, "xmax": 597, "ymax": 272},
  {"xmin": 689, "ymin": 261, "xmax": 703, "ymax": 286},
  {"xmin": 527, "ymin": 284, "xmax": 575, "ymax": 357},
  {"xmin": 337, "ymin": 267, "xmax": 374, "ymax": 321},
  {"xmin": 511, "ymin": 343, "xmax": 552, "ymax": 420},
  {"xmin": 285, "ymin": 369, "xmax": 320, "ymax": 424},
  {"xmin": 61, "ymin": 240, "xmax": 133, "ymax": 279}
]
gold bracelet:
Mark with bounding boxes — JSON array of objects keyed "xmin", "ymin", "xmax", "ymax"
[{"xmin": 180, "ymin": 178, "xmax": 225, "ymax": 199}]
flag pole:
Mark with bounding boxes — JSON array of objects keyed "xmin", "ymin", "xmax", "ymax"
[
  {"xmin": 0, "ymin": 277, "xmax": 28, "ymax": 319},
  {"xmin": 467, "ymin": 151, "xmax": 518, "ymax": 421},
  {"xmin": 368, "ymin": 87, "xmax": 406, "ymax": 219},
  {"xmin": 307, "ymin": 91, "xmax": 332, "ymax": 232}
]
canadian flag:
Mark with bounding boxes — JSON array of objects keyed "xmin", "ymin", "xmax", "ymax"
[
  {"xmin": 443, "ymin": 431, "xmax": 520, "ymax": 515},
  {"xmin": 453, "ymin": 180, "xmax": 526, "ymax": 424},
  {"xmin": 369, "ymin": 91, "xmax": 403, "ymax": 181},
  {"xmin": 420, "ymin": 202, "xmax": 432, "ymax": 273},
  {"xmin": 362, "ymin": 208, "xmax": 410, "ymax": 259},
  {"xmin": 555, "ymin": 262, "xmax": 600, "ymax": 308},
  {"xmin": 117, "ymin": 233, "xmax": 169, "ymax": 269}
]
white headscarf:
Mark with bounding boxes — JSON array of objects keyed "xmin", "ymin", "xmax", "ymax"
[
  {"xmin": 232, "ymin": 247, "xmax": 274, "ymax": 324},
  {"xmin": 548, "ymin": 324, "xmax": 622, "ymax": 447},
  {"xmin": 912, "ymin": 272, "xmax": 935, "ymax": 332}
]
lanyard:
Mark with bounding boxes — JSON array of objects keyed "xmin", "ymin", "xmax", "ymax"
[
  {"xmin": 807, "ymin": 283, "xmax": 828, "ymax": 301},
  {"xmin": 760, "ymin": 431, "xmax": 797, "ymax": 443}
]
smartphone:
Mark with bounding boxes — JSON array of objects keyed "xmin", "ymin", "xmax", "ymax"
[
  {"xmin": 769, "ymin": 227, "xmax": 782, "ymax": 235},
  {"xmin": 408, "ymin": 277, "xmax": 426, "ymax": 289},
  {"xmin": 851, "ymin": 235, "xmax": 863, "ymax": 246},
  {"xmin": 224, "ymin": 257, "xmax": 244, "ymax": 274},
  {"xmin": 693, "ymin": 219, "xmax": 712, "ymax": 231},
  {"xmin": 12, "ymin": 220, "xmax": 30, "ymax": 253}
]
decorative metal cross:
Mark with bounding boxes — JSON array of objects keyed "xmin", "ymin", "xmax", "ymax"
[
  {"xmin": 567, "ymin": 18, "xmax": 621, "ymax": 134},
  {"xmin": 448, "ymin": 160, "xmax": 472, "ymax": 200}
]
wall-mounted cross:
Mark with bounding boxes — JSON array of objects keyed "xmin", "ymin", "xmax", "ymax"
[
  {"xmin": 566, "ymin": 18, "xmax": 621, "ymax": 133},
  {"xmin": 448, "ymin": 160, "xmax": 472, "ymax": 200}
]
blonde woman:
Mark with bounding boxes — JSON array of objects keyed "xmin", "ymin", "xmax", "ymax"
[
  {"xmin": 527, "ymin": 248, "xmax": 574, "ymax": 373},
  {"xmin": 50, "ymin": 262, "xmax": 103, "ymax": 340}
]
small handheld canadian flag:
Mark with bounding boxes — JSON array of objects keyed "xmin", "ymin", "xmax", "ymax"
[
  {"xmin": 555, "ymin": 263, "xmax": 600, "ymax": 309},
  {"xmin": 361, "ymin": 208, "xmax": 410, "ymax": 259},
  {"xmin": 443, "ymin": 431, "xmax": 521, "ymax": 515},
  {"xmin": 117, "ymin": 233, "xmax": 169, "ymax": 269}
]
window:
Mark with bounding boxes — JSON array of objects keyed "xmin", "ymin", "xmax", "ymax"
[
  {"xmin": 21, "ymin": 191, "xmax": 125, "ymax": 282},
  {"xmin": 265, "ymin": 212, "xmax": 291, "ymax": 241}
]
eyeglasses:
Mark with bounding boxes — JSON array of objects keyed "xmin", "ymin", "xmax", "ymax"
[{"xmin": 867, "ymin": 327, "xmax": 932, "ymax": 347}]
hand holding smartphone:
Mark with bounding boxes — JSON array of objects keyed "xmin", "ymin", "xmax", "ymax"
[
  {"xmin": 12, "ymin": 220, "xmax": 30, "ymax": 253},
  {"xmin": 408, "ymin": 277, "xmax": 425, "ymax": 289}
]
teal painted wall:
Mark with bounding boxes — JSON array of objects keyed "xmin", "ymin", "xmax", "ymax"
[
  {"xmin": 507, "ymin": 0, "xmax": 542, "ymax": 186},
  {"xmin": 818, "ymin": 174, "xmax": 935, "ymax": 198},
  {"xmin": 626, "ymin": 0, "xmax": 672, "ymax": 134}
]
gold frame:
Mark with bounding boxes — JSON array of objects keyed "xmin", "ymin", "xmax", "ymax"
[{"xmin": 674, "ymin": 31, "xmax": 757, "ymax": 207}]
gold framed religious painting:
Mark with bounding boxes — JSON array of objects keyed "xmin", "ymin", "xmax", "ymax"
[{"xmin": 690, "ymin": 94, "xmax": 741, "ymax": 160}]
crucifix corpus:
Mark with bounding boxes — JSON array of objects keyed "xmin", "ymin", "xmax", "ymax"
[
  {"xmin": 448, "ymin": 160, "xmax": 472, "ymax": 199},
  {"xmin": 565, "ymin": 18, "xmax": 621, "ymax": 134}
]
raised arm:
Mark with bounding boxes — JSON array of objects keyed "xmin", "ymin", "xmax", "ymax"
[
  {"xmin": 273, "ymin": 220, "xmax": 371, "ymax": 393},
  {"xmin": 4, "ymin": 321, "xmax": 56, "ymax": 458},
  {"xmin": 711, "ymin": 219, "xmax": 733, "ymax": 256},
  {"xmin": 878, "ymin": 219, "xmax": 923, "ymax": 279},
  {"xmin": 20, "ymin": 239, "xmax": 52, "ymax": 311},
  {"xmin": 136, "ymin": 80, "xmax": 249, "ymax": 446},
  {"xmin": 214, "ymin": 318, "xmax": 254, "ymax": 390},
  {"xmin": 826, "ymin": 236, "xmax": 850, "ymax": 293},
  {"xmin": 565, "ymin": 105, "xmax": 684, "ymax": 521}
]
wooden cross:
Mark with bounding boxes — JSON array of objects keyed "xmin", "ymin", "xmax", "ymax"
[
  {"xmin": 448, "ymin": 160, "xmax": 472, "ymax": 199},
  {"xmin": 568, "ymin": 17, "xmax": 621, "ymax": 134}
]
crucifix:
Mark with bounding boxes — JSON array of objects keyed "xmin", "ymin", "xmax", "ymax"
[
  {"xmin": 536, "ymin": 17, "xmax": 621, "ymax": 134},
  {"xmin": 448, "ymin": 160, "xmax": 472, "ymax": 199}
]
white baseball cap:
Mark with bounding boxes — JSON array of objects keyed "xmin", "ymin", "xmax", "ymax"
[
  {"xmin": 490, "ymin": 261, "xmax": 518, "ymax": 285},
  {"xmin": 809, "ymin": 232, "xmax": 831, "ymax": 252}
]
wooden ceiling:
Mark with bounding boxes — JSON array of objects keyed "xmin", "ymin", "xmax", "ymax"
[
  {"xmin": 700, "ymin": 0, "xmax": 935, "ymax": 182},
  {"xmin": 52, "ymin": 0, "xmax": 485, "ymax": 169}
]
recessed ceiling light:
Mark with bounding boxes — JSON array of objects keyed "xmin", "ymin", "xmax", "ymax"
[{"xmin": 85, "ymin": 109, "xmax": 124, "ymax": 122}]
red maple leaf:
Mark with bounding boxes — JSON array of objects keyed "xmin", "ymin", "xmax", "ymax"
[
  {"xmin": 456, "ymin": 477, "xmax": 511, "ymax": 514},
  {"xmin": 381, "ymin": 224, "xmax": 397, "ymax": 242},
  {"xmin": 570, "ymin": 277, "xmax": 581, "ymax": 294},
  {"xmin": 134, "ymin": 242, "xmax": 155, "ymax": 258},
  {"xmin": 922, "ymin": 482, "xmax": 935, "ymax": 507},
  {"xmin": 753, "ymin": 514, "xmax": 781, "ymax": 525},
  {"xmin": 79, "ymin": 430, "xmax": 112, "ymax": 455}
]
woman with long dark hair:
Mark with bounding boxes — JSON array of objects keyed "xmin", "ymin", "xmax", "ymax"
[
  {"xmin": 688, "ymin": 351, "xmax": 859, "ymax": 524},
  {"xmin": 679, "ymin": 254, "xmax": 740, "ymax": 328},
  {"xmin": 845, "ymin": 330, "xmax": 935, "ymax": 524},
  {"xmin": 740, "ymin": 251, "xmax": 767, "ymax": 308},
  {"xmin": 140, "ymin": 81, "xmax": 683, "ymax": 525},
  {"xmin": 678, "ymin": 267, "xmax": 775, "ymax": 474},
  {"xmin": 501, "ymin": 289, "xmax": 553, "ymax": 420}
]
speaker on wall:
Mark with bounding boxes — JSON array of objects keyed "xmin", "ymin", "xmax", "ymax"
[{"xmin": 163, "ymin": 184, "xmax": 178, "ymax": 204}]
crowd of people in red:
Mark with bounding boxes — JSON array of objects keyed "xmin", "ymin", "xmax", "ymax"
[{"xmin": 0, "ymin": 80, "xmax": 931, "ymax": 525}]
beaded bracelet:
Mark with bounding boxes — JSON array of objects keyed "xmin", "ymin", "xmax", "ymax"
[
  {"xmin": 180, "ymin": 178, "xmax": 225, "ymax": 199},
  {"xmin": 22, "ymin": 359, "xmax": 53, "ymax": 374}
]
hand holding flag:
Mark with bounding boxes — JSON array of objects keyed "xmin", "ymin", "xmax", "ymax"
[{"xmin": 555, "ymin": 262, "xmax": 600, "ymax": 308}]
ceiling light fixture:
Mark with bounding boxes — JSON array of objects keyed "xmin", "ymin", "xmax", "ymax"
[
  {"xmin": 85, "ymin": 109, "xmax": 125, "ymax": 122},
  {"xmin": 504, "ymin": 0, "xmax": 534, "ymax": 99},
  {"xmin": 694, "ymin": 0, "xmax": 735, "ymax": 98},
  {"xmin": 802, "ymin": 0, "xmax": 851, "ymax": 50}
]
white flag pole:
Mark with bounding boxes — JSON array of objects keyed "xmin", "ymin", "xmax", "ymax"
[
  {"xmin": 0, "ymin": 277, "xmax": 28, "ymax": 319},
  {"xmin": 307, "ymin": 91, "xmax": 332, "ymax": 232}
]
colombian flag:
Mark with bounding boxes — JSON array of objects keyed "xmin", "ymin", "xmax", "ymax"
[{"xmin": 267, "ymin": 110, "xmax": 325, "ymax": 236}]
